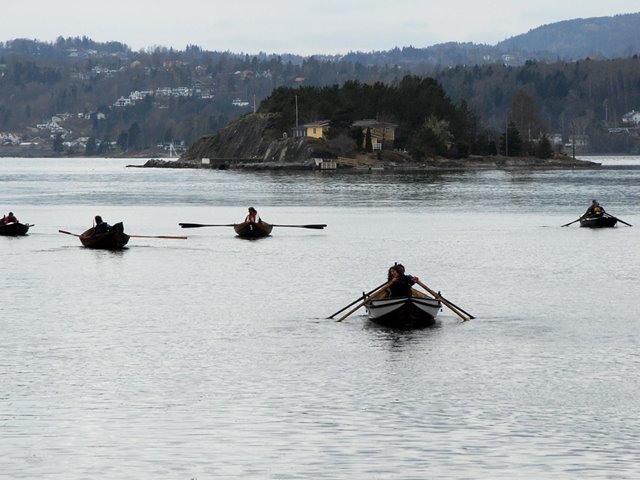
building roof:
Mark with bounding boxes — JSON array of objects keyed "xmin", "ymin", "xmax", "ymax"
[
  {"xmin": 300, "ymin": 120, "xmax": 330, "ymax": 128},
  {"xmin": 352, "ymin": 119, "xmax": 397, "ymax": 128}
]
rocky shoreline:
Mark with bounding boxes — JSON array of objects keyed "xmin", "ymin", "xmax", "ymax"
[{"xmin": 134, "ymin": 154, "xmax": 600, "ymax": 171}]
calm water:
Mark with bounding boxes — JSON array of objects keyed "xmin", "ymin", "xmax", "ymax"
[{"xmin": 1, "ymin": 157, "xmax": 640, "ymax": 479}]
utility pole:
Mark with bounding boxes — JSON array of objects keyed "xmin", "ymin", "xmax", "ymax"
[{"xmin": 505, "ymin": 117, "xmax": 509, "ymax": 157}]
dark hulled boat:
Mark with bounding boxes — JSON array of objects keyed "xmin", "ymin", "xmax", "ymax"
[
  {"xmin": 0, "ymin": 222, "xmax": 31, "ymax": 236},
  {"xmin": 579, "ymin": 216, "xmax": 617, "ymax": 228},
  {"xmin": 79, "ymin": 223, "xmax": 129, "ymax": 249},
  {"xmin": 234, "ymin": 220, "xmax": 273, "ymax": 239},
  {"xmin": 365, "ymin": 290, "xmax": 441, "ymax": 329}
]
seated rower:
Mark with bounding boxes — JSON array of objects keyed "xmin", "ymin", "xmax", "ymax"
[
  {"xmin": 386, "ymin": 264, "xmax": 420, "ymax": 298},
  {"xmin": 584, "ymin": 199, "xmax": 605, "ymax": 218},
  {"xmin": 245, "ymin": 207, "xmax": 260, "ymax": 224},
  {"xmin": 93, "ymin": 215, "xmax": 111, "ymax": 235},
  {"xmin": 2, "ymin": 212, "xmax": 18, "ymax": 224}
]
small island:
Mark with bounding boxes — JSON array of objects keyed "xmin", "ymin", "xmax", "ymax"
[{"xmin": 142, "ymin": 76, "xmax": 601, "ymax": 172}]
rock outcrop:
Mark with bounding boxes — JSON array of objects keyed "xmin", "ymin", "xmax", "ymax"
[{"xmin": 180, "ymin": 112, "xmax": 334, "ymax": 168}]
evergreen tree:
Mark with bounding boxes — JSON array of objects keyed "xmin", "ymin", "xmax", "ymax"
[
  {"xmin": 53, "ymin": 133, "xmax": 64, "ymax": 153},
  {"xmin": 128, "ymin": 122, "xmax": 141, "ymax": 149},
  {"xmin": 117, "ymin": 131, "xmax": 129, "ymax": 151},
  {"xmin": 499, "ymin": 122, "xmax": 523, "ymax": 156},
  {"xmin": 97, "ymin": 135, "xmax": 111, "ymax": 155},
  {"xmin": 364, "ymin": 127, "xmax": 372, "ymax": 152},
  {"xmin": 85, "ymin": 137, "xmax": 97, "ymax": 156},
  {"xmin": 535, "ymin": 134, "xmax": 554, "ymax": 159}
]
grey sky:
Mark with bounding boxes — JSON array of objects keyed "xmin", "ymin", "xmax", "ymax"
[{"xmin": 4, "ymin": 1, "xmax": 639, "ymax": 55}]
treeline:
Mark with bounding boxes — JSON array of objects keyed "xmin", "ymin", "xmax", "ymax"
[
  {"xmin": 0, "ymin": 37, "xmax": 409, "ymax": 152},
  {"xmin": 1, "ymin": 36, "xmax": 640, "ymax": 155},
  {"xmin": 259, "ymin": 76, "xmax": 489, "ymax": 159},
  {"xmin": 435, "ymin": 56, "xmax": 640, "ymax": 153}
]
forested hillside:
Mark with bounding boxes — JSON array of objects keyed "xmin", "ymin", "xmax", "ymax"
[
  {"xmin": 1, "ymin": 12, "xmax": 640, "ymax": 158},
  {"xmin": 498, "ymin": 13, "xmax": 640, "ymax": 59},
  {"xmin": 435, "ymin": 56, "xmax": 640, "ymax": 153},
  {"xmin": 259, "ymin": 76, "xmax": 484, "ymax": 158}
]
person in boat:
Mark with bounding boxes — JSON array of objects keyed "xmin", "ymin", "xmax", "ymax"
[
  {"xmin": 245, "ymin": 207, "xmax": 260, "ymax": 224},
  {"xmin": 386, "ymin": 264, "xmax": 420, "ymax": 298},
  {"xmin": 2, "ymin": 212, "xmax": 18, "ymax": 224},
  {"xmin": 93, "ymin": 215, "xmax": 111, "ymax": 235},
  {"xmin": 584, "ymin": 200, "xmax": 605, "ymax": 218}
]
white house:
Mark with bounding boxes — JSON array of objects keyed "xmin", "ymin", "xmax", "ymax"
[{"xmin": 622, "ymin": 110, "xmax": 640, "ymax": 125}]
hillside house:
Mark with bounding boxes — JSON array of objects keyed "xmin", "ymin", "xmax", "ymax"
[
  {"xmin": 565, "ymin": 134, "xmax": 590, "ymax": 153},
  {"xmin": 622, "ymin": 110, "xmax": 640, "ymax": 125},
  {"xmin": 352, "ymin": 119, "xmax": 397, "ymax": 150},
  {"xmin": 231, "ymin": 98, "xmax": 250, "ymax": 107},
  {"xmin": 547, "ymin": 133, "xmax": 563, "ymax": 148},
  {"xmin": 114, "ymin": 96, "xmax": 132, "ymax": 107},
  {"xmin": 293, "ymin": 120, "xmax": 330, "ymax": 139}
]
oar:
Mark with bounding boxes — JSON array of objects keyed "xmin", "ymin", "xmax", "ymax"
[
  {"xmin": 605, "ymin": 213, "xmax": 632, "ymax": 227},
  {"xmin": 328, "ymin": 280, "xmax": 389, "ymax": 319},
  {"xmin": 272, "ymin": 224, "xmax": 327, "ymax": 229},
  {"xmin": 561, "ymin": 217, "xmax": 582, "ymax": 227},
  {"xmin": 179, "ymin": 223, "xmax": 236, "ymax": 228},
  {"xmin": 129, "ymin": 234, "xmax": 187, "ymax": 239},
  {"xmin": 58, "ymin": 229, "xmax": 80, "ymax": 237},
  {"xmin": 336, "ymin": 280, "xmax": 394, "ymax": 322},
  {"xmin": 415, "ymin": 279, "xmax": 473, "ymax": 321}
]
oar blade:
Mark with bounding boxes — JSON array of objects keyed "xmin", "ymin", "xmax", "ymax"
[
  {"xmin": 613, "ymin": 217, "xmax": 632, "ymax": 226},
  {"xmin": 301, "ymin": 224, "xmax": 326, "ymax": 229},
  {"xmin": 415, "ymin": 279, "xmax": 473, "ymax": 321},
  {"xmin": 129, "ymin": 234, "xmax": 188, "ymax": 239},
  {"xmin": 271, "ymin": 224, "xmax": 327, "ymax": 229},
  {"xmin": 561, "ymin": 218, "xmax": 581, "ymax": 227},
  {"xmin": 178, "ymin": 223, "xmax": 236, "ymax": 228},
  {"xmin": 328, "ymin": 280, "xmax": 389, "ymax": 319}
]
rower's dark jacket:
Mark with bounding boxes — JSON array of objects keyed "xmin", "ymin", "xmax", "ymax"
[{"xmin": 389, "ymin": 274, "xmax": 416, "ymax": 297}]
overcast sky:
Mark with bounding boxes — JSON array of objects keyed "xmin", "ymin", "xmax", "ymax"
[{"xmin": 3, "ymin": 1, "xmax": 639, "ymax": 55}]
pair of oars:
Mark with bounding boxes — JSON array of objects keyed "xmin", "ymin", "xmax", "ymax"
[
  {"xmin": 58, "ymin": 230, "xmax": 187, "ymax": 239},
  {"xmin": 329, "ymin": 278, "xmax": 475, "ymax": 322},
  {"xmin": 562, "ymin": 212, "xmax": 632, "ymax": 227},
  {"xmin": 179, "ymin": 222, "xmax": 327, "ymax": 229}
]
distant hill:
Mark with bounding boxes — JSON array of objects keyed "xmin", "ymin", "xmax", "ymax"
[
  {"xmin": 337, "ymin": 13, "xmax": 640, "ymax": 68},
  {"xmin": 2, "ymin": 13, "xmax": 640, "ymax": 158},
  {"xmin": 497, "ymin": 12, "xmax": 640, "ymax": 60}
]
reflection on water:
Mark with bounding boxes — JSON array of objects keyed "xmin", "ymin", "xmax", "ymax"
[{"xmin": 1, "ymin": 157, "xmax": 640, "ymax": 479}]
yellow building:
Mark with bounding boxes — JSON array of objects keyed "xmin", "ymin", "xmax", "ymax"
[{"xmin": 294, "ymin": 120, "xmax": 330, "ymax": 139}]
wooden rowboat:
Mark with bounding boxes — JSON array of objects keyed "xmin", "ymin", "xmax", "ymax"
[
  {"xmin": 79, "ymin": 223, "xmax": 129, "ymax": 249},
  {"xmin": 0, "ymin": 222, "xmax": 31, "ymax": 236},
  {"xmin": 365, "ymin": 289, "xmax": 441, "ymax": 329},
  {"xmin": 234, "ymin": 220, "xmax": 273, "ymax": 239},
  {"xmin": 579, "ymin": 216, "xmax": 617, "ymax": 228}
]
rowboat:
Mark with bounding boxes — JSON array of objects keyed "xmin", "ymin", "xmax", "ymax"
[
  {"xmin": 79, "ymin": 222, "xmax": 129, "ymax": 249},
  {"xmin": 580, "ymin": 216, "xmax": 617, "ymax": 228},
  {"xmin": 234, "ymin": 220, "xmax": 273, "ymax": 239},
  {"xmin": 0, "ymin": 222, "xmax": 31, "ymax": 236},
  {"xmin": 365, "ymin": 289, "xmax": 441, "ymax": 328}
]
